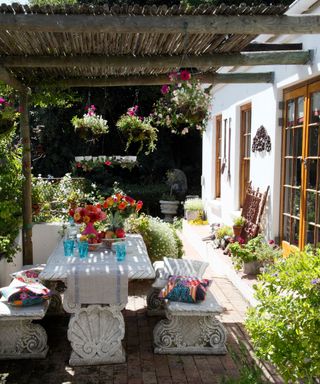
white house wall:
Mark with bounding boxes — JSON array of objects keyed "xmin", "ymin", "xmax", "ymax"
[{"xmin": 202, "ymin": 29, "xmax": 320, "ymax": 241}]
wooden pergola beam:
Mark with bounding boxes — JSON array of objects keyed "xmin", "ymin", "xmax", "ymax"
[
  {"xmin": 0, "ymin": 14, "xmax": 320, "ymax": 34},
  {"xmin": 2, "ymin": 51, "xmax": 311, "ymax": 69},
  {"xmin": 0, "ymin": 65, "xmax": 28, "ymax": 92},
  {"xmin": 243, "ymin": 43, "xmax": 303, "ymax": 51},
  {"xmin": 38, "ymin": 72, "xmax": 274, "ymax": 88}
]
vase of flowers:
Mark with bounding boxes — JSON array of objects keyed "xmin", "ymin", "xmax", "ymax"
[
  {"xmin": 151, "ymin": 70, "xmax": 210, "ymax": 135},
  {"xmin": 0, "ymin": 96, "xmax": 19, "ymax": 137},
  {"xmin": 71, "ymin": 105, "xmax": 109, "ymax": 141},
  {"xmin": 116, "ymin": 106, "xmax": 158, "ymax": 155},
  {"xmin": 69, "ymin": 204, "xmax": 106, "ymax": 237},
  {"xmin": 102, "ymin": 193, "xmax": 143, "ymax": 240}
]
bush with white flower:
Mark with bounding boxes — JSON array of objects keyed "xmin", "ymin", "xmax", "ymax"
[{"xmin": 151, "ymin": 70, "xmax": 211, "ymax": 135}]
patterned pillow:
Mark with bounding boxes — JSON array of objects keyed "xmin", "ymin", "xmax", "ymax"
[
  {"xmin": 0, "ymin": 279, "xmax": 51, "ymax": 306},
  {"xmin": 159, "ymin": 275, "xmax": 211, "ymax": 303},
  {"xmin": 10, "ymin": 267, "xmax": 44, "ymax": 284}
]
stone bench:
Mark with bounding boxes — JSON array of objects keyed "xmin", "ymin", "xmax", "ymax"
[
  {"xmin": 0, "ymin": 298, "xmax": 49, "ymax": 359},
  {"xmin": 153, "ymin": 290, "xmax": 227, "ymax": 355},
  {"xmin": 147, "ymin": 257, "xmax": 209, "ymax": 316}
]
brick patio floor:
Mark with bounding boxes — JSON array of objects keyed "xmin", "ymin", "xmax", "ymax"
[{"xmin": 0, "ymin": 228, "xmax": 284, "ymax": 384}]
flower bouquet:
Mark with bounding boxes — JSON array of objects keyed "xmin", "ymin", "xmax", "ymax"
[
  {"xmin": 69, "ymin": 204, "xmax": 106, "ymax": 241},
  {"xmin": 116, "ymin": 106, "xmax": 158, "ymax": 155},
  {"xmin": 151, "ymin": 70, "xmax": 210, "ymax": 135},
  {"xmin": 71, "ymin": 105, "xmax": 109, "ymax": 141},
  {"xmin": 0, "ymin": 96, "xmax": 20, "ymax": 137},
  {"xmin": 102, "ymin": 193, "xmax": 143, "ymax": 245}
]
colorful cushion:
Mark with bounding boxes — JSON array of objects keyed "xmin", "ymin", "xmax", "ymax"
[
  {"xmin": 10, "ymin": 267, "xmax": 44, "ymax": 284},
  {"xmin": 159, "ymin": 275, "xmax": 211, "ymax": 303},
  {"xmin": 0, "ymin": 279, "xmax": 51, "ymax": 306}
]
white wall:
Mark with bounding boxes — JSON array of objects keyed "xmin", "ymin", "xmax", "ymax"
[
  {"xmin": 202, "ymin": 31, "xmax": 320, "ymax": 240},
  {"xmin": 0, "ymin": 223, "xmax": 62, "ymax": 287}
]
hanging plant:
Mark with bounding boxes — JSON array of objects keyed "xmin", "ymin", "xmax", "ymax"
[
  {"xmin": 0, "ymin": 96, "xmax": 20, "ymax": 138},
  {"xmin": 71, "ymin": 104, "xmax": 109, "ymax": 141},
  {"xmin": 151, "ymin": 70, "xmax": 211, "ymax": 135},
  {"xmin": 116, "ymin": 106, "xmax": 158, "ymax": 155}
]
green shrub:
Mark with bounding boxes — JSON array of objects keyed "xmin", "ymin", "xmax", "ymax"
[
  {"xmin": 125, "ymin": 213, "xmax": 183, "ymax": 263},
  {"xmin": 184, "ymin": 198, "xmax": 203, "ymax": 211},
  {"xmin": 245, "ymin": 248, "xmax": 320, "ymax": 382},
  {"xmin": 215, "ymin": 225, "xmax": 233, "ymax": 240},
  {"xmin": 233, "ymin": 216, "xmax": 246, "ymax": 226},
  {"xmin": 0, "ymin": 131, "xmax": 23, "ymax": 262}
]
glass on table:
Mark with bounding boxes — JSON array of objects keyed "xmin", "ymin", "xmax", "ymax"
[
  {"xmin": 63, "ymin": 239, "xmax": 74, "ymax": 257},
  {"xmin": 78, "ymin": 241, "xmax": 89, "ymax": 259},
  {"xmin": 115, "ymin": 241, "xmax": 126, "ymax": 262}
]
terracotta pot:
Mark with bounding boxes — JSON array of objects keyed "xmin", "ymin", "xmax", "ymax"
[{"xmin": 233, "ymin": 225, "xmax": 243, "ymax": 237}]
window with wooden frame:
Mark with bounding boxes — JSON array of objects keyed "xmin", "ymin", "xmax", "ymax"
[
  {"xmin": 281, "ymin": 78, "xmax": 320, "ymax": 248},
  {"xmin": 239, "ymin": 104, "xmax": 252, "ymax": 208},
  {"xmin": 215, "ymin": 115, "xmax": 222, "ymax": 198}
]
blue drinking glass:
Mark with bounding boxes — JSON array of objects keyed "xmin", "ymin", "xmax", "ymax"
[
  {"xmin": 115, "ymin": 241, "xmax": 126, "ymax": 261},
  {"xmin": 78, "ymin": 241, "xmax": 89, "ymax": 259},
  {"xmin": 63, "ymin": 239, "xmax": 74, "ymax": 257}
]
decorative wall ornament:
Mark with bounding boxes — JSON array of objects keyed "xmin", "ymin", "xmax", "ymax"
[{"xmin": 252, "ymin": 125, "xmax": 271, "ymax": 152}]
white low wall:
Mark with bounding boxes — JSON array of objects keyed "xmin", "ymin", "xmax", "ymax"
[{"xmin": 0, "ymin": 223, "xmax": 62, "ymax": 287}]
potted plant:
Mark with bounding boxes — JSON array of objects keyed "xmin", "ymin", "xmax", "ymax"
[
  {"xmin": 151, "ymin": 70, "xmax": 210, "ymax": 135},
  {"xmin": 116, "ymin": 106, "xmax": 158, "ymax": 155},
  {"xmin": 159, "ymin": 170, "xmax": 182, "ymax": 222},
  {"xmin": 184, "ymin": 198, "xmax": 204, "ymax": 221},
  {"xmin": 71, "ymin": 105, "xmax": 109, "ymax": 141},
  {"xmin": 228, "ymin": 235, "xmax": 281, "ymax": 275},
  {"xmin": 232, "ymin": 216, "xmax": 246, "ymax": 237}
]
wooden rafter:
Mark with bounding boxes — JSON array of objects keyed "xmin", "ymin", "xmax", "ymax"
[
  {"xmin": 36, "ymin": 72, "xmax": 274, "ymax": 88},
  {"xmin": 0, "ymin": 14, "xmax": 319, "ymax": 35},
  {"xmin": 243, "ymin": 43, "xmax": 303, "ymax": 51},
  {"xmin": 0, "ymin": 65, "xmax": 28, "ymax": 92},
  {"xmin": 2, "ymin": 51, "xmax": 311, "ymax": 69}
]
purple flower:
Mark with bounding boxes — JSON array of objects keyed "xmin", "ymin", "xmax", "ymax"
[
  {"xmin": 161, "ymin": 84, "xmax": 170, "ymax": 95},
  {"xmin": 0, "ymin": 97, "xmax": 5, "ymax": 104},
  {"xmin": 311, "ymin": 278, "xmax": 320, "ymax": 285}
]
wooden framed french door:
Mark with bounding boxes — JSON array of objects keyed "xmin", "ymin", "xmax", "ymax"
[
  {"xmin": 215, "ymin": 115, "xmax": 222, "ymax": 198},
  {"xmin": 239, "ymin": 104, "xmax": 252, "ymax": 208},
  {"xmin": 281, "ymin": 78, "xmax": 320, "ymax": 248}
]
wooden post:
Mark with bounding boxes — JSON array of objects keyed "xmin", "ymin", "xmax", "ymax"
[{"xmin": 20, "ymin": 90, "xmax": 33, "ymax": 265}]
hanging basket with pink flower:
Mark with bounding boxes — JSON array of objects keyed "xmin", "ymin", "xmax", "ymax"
[
  {"xmin": 151, "ymin": 70, "xmax": 211, "ymax": 135},
  {"xmin": 0, "ymin": 96, "xmax": 20, "ymax": 138},
  {"xmin": 116, "ymin": 106, "xmax": 158, "ymax": 155}
]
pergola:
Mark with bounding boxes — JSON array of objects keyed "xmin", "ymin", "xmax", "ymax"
[{"xmin": 0, "ymin": 2, "xmax": 317, "ymax": 263}]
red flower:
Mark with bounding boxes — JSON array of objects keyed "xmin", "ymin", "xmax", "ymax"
[
  {"xmin": 136, "ymin": 200, "xmax": 143, "ymax": 212},
  {"xmin": 69, "ymin": 209, "xmax": 75, "ymax": 217},
  {"xmin": 76, "ymin": 162, "xmax": 82, "ymax": 168},
  {"xmin": 180, "ymin": 70, "xmax": 191, "ymax": 81},
  {"xmin": 115, "ymin": 228, "xmax": 126, "ymax": 238},
  {"xmin": 238, "ymin": 237, "xmax": 245, "ymax": 245},
  {"xmin": 105, "ymin": 161, "xmax": 112, "ymax": 166}
]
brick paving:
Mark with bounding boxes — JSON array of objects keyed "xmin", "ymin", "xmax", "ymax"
[{"xmin": 0, "ymin": 228, "xmax": 284, "ymax": 384}]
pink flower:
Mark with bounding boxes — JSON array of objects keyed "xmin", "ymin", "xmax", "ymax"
[
  {"xmin": 20, "ymin": 292, "xmax": 28, "ymax": 300},
  {"xmin": 180, "ymin": 70, "xmax": 191, "ymax": 81},
  {"xmin": 90, "ymin": 105, "xmax": 96, "ymax": 111},
  {"xmin": 238, "ymin": 237, "xmax": 245, "ymax": 245},
  {"xmin": 76, "ymin": 162, "xmax": 82, "ymax": 168},
  {"xmin": 161, "ymin": 84, "xmax": 170, "ymax": 94},
  {"xmin": 268, "ymin": 240, "xmax": 275, "ymax": 245},
  {"xmin": 127, "ymin": 105, "xmax": 138, "ymax": 116},
  {"xmin": 169, "ymin": 71, "xmax": 179, "ymax": 81},
  {"xmin": 0, "ymin": 97, "xmax": 5, "ymax": 104},
  {"xmin": 105, "ymin": 161, "xmax": 112, "ymax": 166}
]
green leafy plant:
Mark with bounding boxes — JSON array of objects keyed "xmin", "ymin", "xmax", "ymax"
[
  {"xmin": 72, "ymin": 105, "xmax": 109, "ymax": 141},
  {"xmin": 151, "ymin": 70, "xmax": 210, "ymax": 135},
  {"xmin": 215, "ymin": 225, "xmax": 233, "ymax": 240},
  {"xmin": 184, "ymin": 198, "xmax": 203, "ymax": 211},
  {"xmin": 0, "ymin": 130, "xmax": 23, "ymax": 262},
  {"xmin": 116, "ymin": 106, "xmax": 158, "ymax": 155},
  {"xmin": 228, "ymin": 235, "xmax": 280, "ymax": 270},
  {"xmin": 233, "ymin": 216, "xmax": 246, "ymax": 227},
  {"xmin": 245, "ymin": 248, "xmax": 320, "ymax": 382},
  {"xmin": 125, "ymin": 213, "xmax": 183, "ymax": 263}
]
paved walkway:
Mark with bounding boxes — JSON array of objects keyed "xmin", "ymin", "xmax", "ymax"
[{"xmin": 0, "ymin": 225, "xmax": 284, "ymax": 384}]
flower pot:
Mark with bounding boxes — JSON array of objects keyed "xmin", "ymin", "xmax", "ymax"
[
  {"xmin": 233, "ymin": 225, "xmax": 243, "ymax": 237},
  {"xmin": 159, "ymin": 200, "xmax": 179, "ymax": 222},
  {"xmin": 185, "ymin": 210, "xmax": 202, "ymax": 221},
  {"xmin": 243, "ymin": 261, "xmax": 261, "ymax": 275}
]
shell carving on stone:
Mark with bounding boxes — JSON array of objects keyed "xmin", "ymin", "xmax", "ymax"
[{"xmin": 68, "ymin": 305, "xmax": 125, "ymax": 360}]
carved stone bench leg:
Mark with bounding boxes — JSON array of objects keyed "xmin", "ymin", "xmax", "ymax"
[
  {"xmin": 0, "ymin": 320, "xmax": 48, "ymax": 359},
  {"xmin": 146, "ymin": 287, "xmax": 165, "ymax": 316},
  {"xmin": 153, "ymin": 313, "xmax": 227, "ymax": 355}
]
